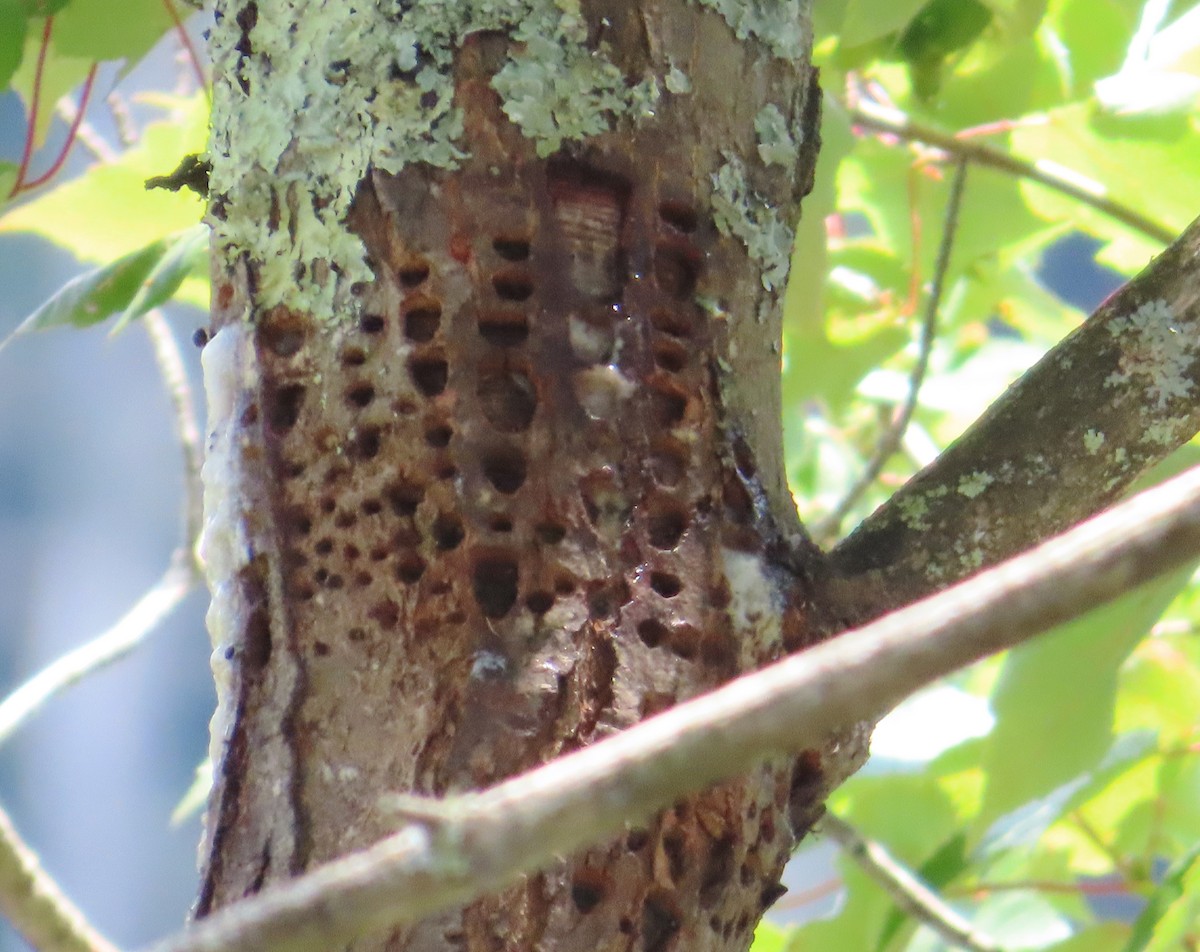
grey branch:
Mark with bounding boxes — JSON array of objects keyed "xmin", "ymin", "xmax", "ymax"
[
  {"xmin": 831, "ymin": 211, "xmax": 1200, "ymax": 615},
  {"xmin": 821, "ymin": 814, "xmax": 1002, "ymax": 952},
  {"xmin": 0, "ymin": 554, "xmax": 196, "ymax": 748},
  {"xmin": 0, "ymin": 803, "xmax": 118, "ymax": 952},
  {"xmin": 144, "ymin": 463, "xmax": 1200, "ymax": 952}
]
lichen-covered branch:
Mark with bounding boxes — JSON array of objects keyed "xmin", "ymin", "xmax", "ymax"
[
  {"xmin": 830, "ymin": 212, "xmax": 1200, "ymax": 614},
  {"xmin": 150, "ymin": 463, "xmax": 1200, "ymax": 952}
]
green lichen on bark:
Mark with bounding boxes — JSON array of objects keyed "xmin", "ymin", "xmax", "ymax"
[
  {"xmin": 690, "ymin": 0, "xmax": 809, "ymax": 58},
  {"xmin": 710, "ymin": 155, "xmax": 795, "ymax": 293},
  {"xmin": 208, "ymin": 0, "xmax": 662, "ymax": 315}
]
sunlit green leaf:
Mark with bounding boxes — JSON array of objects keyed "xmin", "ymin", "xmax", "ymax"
[
  {"xmin": 0, "ymin": 93, "xmax": 207, "ymax": 260},
  {"xmin": 53, "ymin": 0, "xmax": 172, "ymax": 65},
  {"xmin": 112, "ymin": 224, "xmax": 207, "ymax": 333},
  {"xmin": 8, "ymin": 25, "xmax": 94, "ymax": 148},
  {"xmin": 0, "ymin": 0, "xmax": 27, "ymax": 91},
  {"xmin": 839, "ymin": 0, "xmax": 927, "ymax": 49},
  {"xmin": 1124, "ymin": 842, "xmax": 1200, "ymax": 951},
  {"xmin": 974, "ymin": 564, "xmax": 1196, "ymax": 836}
]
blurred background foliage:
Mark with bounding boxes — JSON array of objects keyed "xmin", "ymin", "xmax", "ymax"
[{"xmin": 0, "ymin": 0, "xmax": 1199, "ymax": 950}]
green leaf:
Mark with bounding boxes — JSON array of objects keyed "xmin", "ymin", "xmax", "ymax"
[
  {"xmin": 0, "ymin": 93, "xmax": 208, "ymax": 260},
  {"xmin": 974, "ymin": 564, "xmax": 1196, "ymax": 835},
  {"xmin": 1123, "ymin": 841, "xmax": 1200, "ymax": 951},
  {"xmin": 8, "ymin": 27, "xmax": 94, "ymax": 148},
  {"xmin": 1, "ymin": 235, "xmax": 174, "ymax": 349},
  {"xmin": 0, "ymin": 0, "xmax": 27, "ymax": 91},
  {"xmin": 111, "ymin": 224, "xmax": 207, "ymax": 333},
  {"xmin": 53, "ymin": 0, "xmax": 172, "ymax": 66},
  {"xmin": 0, "ymin": 162, "xmax": 17, "ymax": 202},
  {"xmin": 839, "ymin": 0, "xmax": 928, "ymax": 48}
]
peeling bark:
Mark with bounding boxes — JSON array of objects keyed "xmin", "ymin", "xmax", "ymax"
[{"xmin": 197, "ymin": 3, "xmax": 862, "ymax": 950}]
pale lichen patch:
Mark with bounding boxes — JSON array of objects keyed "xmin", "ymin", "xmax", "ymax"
[
  {"xmin": 665, "ymin": 65, "xmax": 692, "ymax": 94},
  {"xmin": 1083, "ymin": 428, "xmax": 1105, "ymax": 453},
  {"xmin": 898, "ymin": 493, "xmax": 931, "ymax": 531},
  {"xmin": 711, "ymin": 155, "xmax": 795, "ymax": 292},
  {"xmin": 209, "ymin": 0, "xmax": 663, "ymax": 315},
  {"xmin": 1104, "ymin": 298, "xmax": 1196, "ymax": 409},
  {"xmin": 755, "ymin": 104, "xmax": 798, "ymax": 168},
  {"xmin": 957, "ymin": 471, "xmax": 994, "ymax": 499},
  {"xmin": 691, "ymin": 0, "xmax": 809, "ymax": 59}
]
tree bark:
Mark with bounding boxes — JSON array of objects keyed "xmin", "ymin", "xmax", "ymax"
[
  {"xmin": 196, "ymin": 3, "xmax": 860, "ymax": 950},
  {"xmin": 193, "ymin": 1, "xmax": 1200, "ymax": 950}
]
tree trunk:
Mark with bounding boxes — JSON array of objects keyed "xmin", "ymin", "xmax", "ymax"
[{"xmin": 194, "ymin": 2, "xmax": 866, "ymax": 950}]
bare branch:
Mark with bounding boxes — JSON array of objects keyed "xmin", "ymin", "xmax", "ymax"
[
  {"xmin": 0, "ymin": 554, "xmax": 195, "ymax": 748},
  {"xmin": 847, "ymin": 97, "xmax": 1176, "ymax": 246},
  {"xmin": 815, "ymin": 158, "xmax": 968, "ymax": 540},
  {"xmin": 821, "ymin": 814, "xmax": 1002, "ymax": 952},
  {"xmin": 0, "ymin": 802, "xmax": 119, "ymax": 952},
  {"xmin": 143, "ymin": 310, "xmax": 204, "ymax": 549},
  {"xmin": 145, "ymin": 464, "xmax": 1200, "ymax": 952},
  {"xmin": 831, "ymin": 212, "xmax": 1200, "ymax": 614}
]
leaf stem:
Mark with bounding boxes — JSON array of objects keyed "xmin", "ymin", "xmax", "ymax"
[{"xmin": 847, "ymin": 97, "xmax": 1176, "ymax": 246}]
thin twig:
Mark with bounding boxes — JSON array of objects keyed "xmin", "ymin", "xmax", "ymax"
[
  {"xmin": 20, "ymin": 65, "xmax": 99, "ymax": 193},
  {"xmin": 144, "ymin": 464, "xmax": 1200, "ymax": 952},
  {"xmin": 847, "ymin": 97, "xmax": 1176, "ymax": 246},
  {"xmin": 0, "ymin": 802, "xmax": 120, "ymax": 952},
  {"xmin": 9, "ymin": 18, "xmax": 54, "ymax": 198},
  {"xmin": 0, "ymin": 554, "xmax": 196, "ymax": 749},
  {"xmin": 821, "ymin": 814, "xmax": 1002, "ymax": 952},
  {"xmin": 144, "ymin": 309, "xmax": 205, "ymax": 549},
  {"xmin": 815, "ymin": 158, "xmax": 968, "ymax": 540}
]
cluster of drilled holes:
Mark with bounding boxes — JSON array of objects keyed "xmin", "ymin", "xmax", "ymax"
[
  {"xmin": 478, "ymin": 310, "xmax": 529, "ymax": 347},
  {"xmin": 424, "ymin": 422, "xmax": 452, "ymax": 447},
  {"xmin": 395, "ymin": 551, "xmax": 425, "ymax": 584},
  {"xmin": 345, "ymin": 382, "xmax": 375, "ymax": 408},
  {"xmin": 648, "ymin": 377, "xmax": 688, "ymax": 429},
  {"xmin": 535, "ymin": 522, "xmax": 566, "ymax": 544},
  {"xmin": 267, "ymin": 384, "xmax": 305, "ymax": 433},
  {"xmin": 404, "ymin": 299, "xmax": 441, "ymax": 342},
  {"xmin": 659, "ymin": 199, "xmax": 698, "ymax": 234},
  {"xmin": 360, "ymin": 313, "xmax": 386, "ymax": 334},
  {"xmin": 649, "ymin": 307, "xmax": 692, "ymax": 339},
  {"xmin": 350, "ymin": 426, "xmax": 382, "ymax": 460},
  {"xmin": 477, "ymin": 367, "xmax": 537, "ymax": 432},
  {"xmin": 645, "ymin": 493, "xmax": 688, "ymax": 550},
  {"xmin": 642, "ymin": 888, "xmax": 682, "ymax": 952},
  {"xmin": 472, "ymin": 551, "xmax": 519, "ymax": 618},
  {"xmin": 341, "ymin": 346, "xmax": 367, "ymax": 367},
  {"xmin": 385, "ymin": 477, "xmax": 424, "ymax": 516},
  {"xmin": 481, "ymin": 444, "xmax": 526, "ymax": 494},
  {"xmin": 492, "ymin": 235, "xmax": 531, "ymax": 261},
  {"xmin": 648, "ymin": 437, "xmax": 689, "ymax": 488},
  {"xmin": 397, "ymin": 259, "xmax": 430, "ymax": 288},
  {"xmin": 431, "ymin": 513, "xmax": 464, "ymax": 551},
  {"xmin": 492, "ymin": 268, "xmax": 534, "ymax": 302},
  {"xmin": 258, "ymin": 311, "xmax": 306, "ymax": 358},
  {"xmin": 649, "ymin": 571, "xmax": 682, "ymax": 599},
  {"xmin": 651, "ymin": 337, "xmax": 688, "ymax": 373},
  {"xmin": 654, "ymin": 241, "xmax": 702, "ymax": 299},
  {"xmin": 409, "ymin": 352, "xmax": 448, "ymax": 397},
  {"xmin": 570, "ymin": 868, "xmax": 609, "ymax": 915}
]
